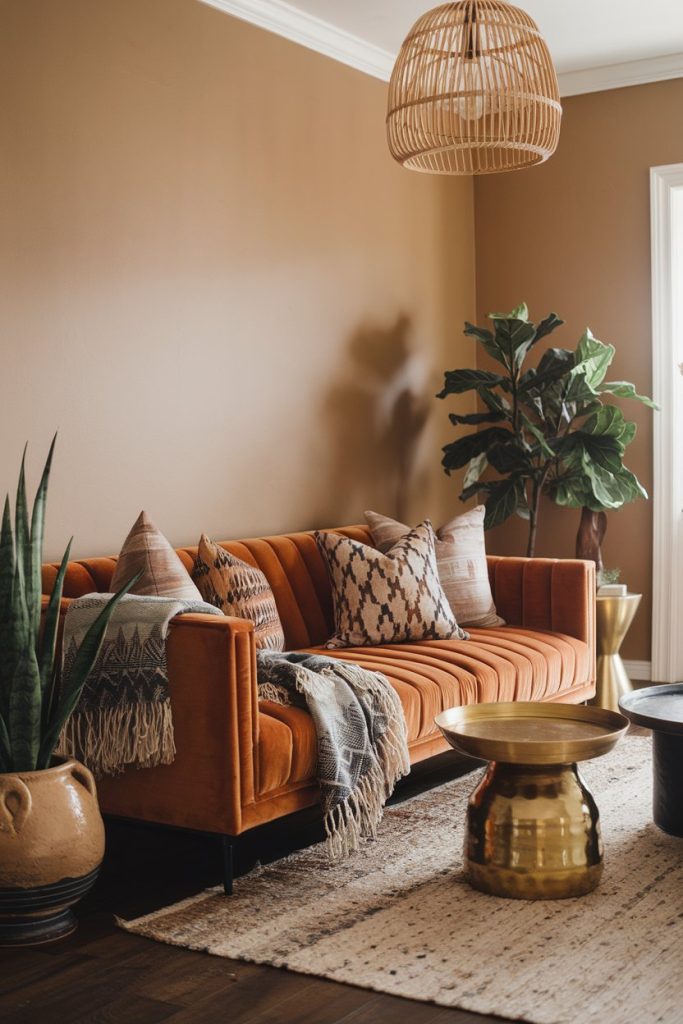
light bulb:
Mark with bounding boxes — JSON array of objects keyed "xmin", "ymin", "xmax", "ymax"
[{"xmin": 454, "ymin": 59, "xmax": 490, "ymax": 122}]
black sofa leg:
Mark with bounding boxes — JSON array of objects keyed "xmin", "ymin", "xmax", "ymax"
[{"xmin": 220, "ymin": 836, "xmax": 234, "ymax": 895}]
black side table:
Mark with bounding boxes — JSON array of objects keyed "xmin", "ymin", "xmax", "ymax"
[{"xmin": 619, "ymin": 684, "xmax": 683, "ymax": 836}]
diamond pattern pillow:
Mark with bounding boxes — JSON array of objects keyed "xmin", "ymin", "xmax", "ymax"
[
  {"xmin": 110, "ymin": 511, "xmax": 201, "ymax": 601},
  {"xmin": 315, "ymin": 521, "xmax": 466, "ymax": 648},
  {"xmin": 192, "ymin": 534, "xmax": 285, "ymax": 651},
  {"xmin": 365, "ymin": 506, "xmax": 504, "ymax": 629}
]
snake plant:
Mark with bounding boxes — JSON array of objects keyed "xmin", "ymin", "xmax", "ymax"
[{"xmin": 0, "ymin": 437, "xmax": 136, "ymax": 773}]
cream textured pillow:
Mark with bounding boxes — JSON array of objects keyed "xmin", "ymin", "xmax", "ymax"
[
  {"xmin": 364, "ymin": 506, "xmax": 504, "ymax": 629},
  {"xmin": 110, "ymin": 511, "xmax": 201, "ymax": 601},
  {"xmin": 192, "ymin": 534, "xmax": 285, "ymax": 651},
  {"xmin": 315, "ymin": 521, "xmax": 466, "ymax": 648}
]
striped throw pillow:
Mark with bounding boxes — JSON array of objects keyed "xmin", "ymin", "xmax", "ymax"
[
  {"xmin": 364, "ymin": 506, "xmax": 504, "ymax": 629},
  {"xmin": 110, "ymin": 511, "xmax": 201, "ymax": 601}
]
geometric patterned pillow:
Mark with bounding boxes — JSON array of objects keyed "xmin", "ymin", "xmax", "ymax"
[
  {"xmin": 365, "ymin": 506, "xmax": 504, "ymax": 629},
  {"xmin": 315, "ymin": 521, "xmax": 467, "ymax": 649},
  {"xmin": 192, "ymin": 534, "xmax": 285, "ymax": 651}
]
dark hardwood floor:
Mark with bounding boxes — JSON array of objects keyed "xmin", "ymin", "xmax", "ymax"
[{"xmin": 0, "ymin": 753, "xmax": 509, "ymax": 1024}]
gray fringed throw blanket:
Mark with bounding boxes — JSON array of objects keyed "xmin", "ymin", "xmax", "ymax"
[
  {"xmin": 59, "ymin": 595, "xmax": 410, "ymax": 860},
  {"xmin": 59, "ymin": 593, "xmax": 222, "ymax": 776},
  {"xmin": 257, "ymin": 651, "xmax": 410, "ymax": 860}
]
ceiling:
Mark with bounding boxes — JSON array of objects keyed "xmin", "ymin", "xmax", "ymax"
[
  {"xmin": 201, "ymin": 0, "xmax": 683, "ymax": 95},
  {"xmin": 284, "ymin": 0, "xmax": 683, "ymax": 75}
]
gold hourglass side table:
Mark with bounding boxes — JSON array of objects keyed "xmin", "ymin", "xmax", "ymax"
[
  {"xmin": 591, "ymin": 593, "xmax": 642, "ymax": 713},
  {"xmin": 435, "ymin": 703, "xmax": 628, "ymax": 900}
]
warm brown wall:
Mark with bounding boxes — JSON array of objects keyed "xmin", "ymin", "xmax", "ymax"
[
  {"xmin": 0, "ymin": 0, "xmax": 475, "ymax": 561},
  {"xmin": 474, "ymin": 79, "xmax": 683, "ymax": 660}
]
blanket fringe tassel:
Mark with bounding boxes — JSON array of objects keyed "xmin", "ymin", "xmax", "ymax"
[
  {"xmin": 58, "ymin": 701, "xmax": 176, "ymax": 777},
  {"xmin": 321, "ymin": 661, "xmax": 410, "ymax": 862}
]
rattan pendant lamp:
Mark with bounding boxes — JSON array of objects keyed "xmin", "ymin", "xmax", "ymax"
[{"xmin": 387, "ymin": 0, "xmax": 561, "ymax": 175}]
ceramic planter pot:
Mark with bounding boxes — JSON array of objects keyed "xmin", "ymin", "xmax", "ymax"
[{"xmin": 0, "ymin": 757, "xmax": 105, "ymax": 946}]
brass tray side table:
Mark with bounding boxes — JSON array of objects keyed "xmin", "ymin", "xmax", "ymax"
[{"xmin": 435, "ymin": 702, "xmax": 628, "ymax": 900}]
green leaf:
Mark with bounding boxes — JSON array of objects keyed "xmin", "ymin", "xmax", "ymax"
[
  {"xmin": 559, "ymin": 430, "xmax": 624, "ymax": 473},
  {"xmin": 553, "ymin": 454, "xmax": 648, "ymax": 512},
  {"xmin": 478, "ymin": 388, "xmax": 511, "ymax": 414},
  {"xmin": 464, "ymin": 322, "xmax": 511, "ymax": 371},
  {"xmin": 534, "ymin": 313, "xmax": 564, "ymax": 343},
  {"xmin": 520, "ymin": 348, "xmax": 575, "ymax": 393},
  {"xmin": 0, "ymin": 495, "xmax": 14, "ymax": 613},
  {"xmin": 39, "ymin": 539, "xmax": 72, "ymax": 714},
  {"xmin": 7, "ymin": 540, "xmax": 39, "ymax": 770},
  {"xmin": 28, "ymin": 434, "xmax": 56, "ymax": 646},
  {"xmin": 0, "ymin": 496, "xmax": 15, "ymax": 721},
  {"xmin": 8, "ymin": 648, "xmax": 42, "ymax": 772},
  {"xmin": 580, "ymin": 404, "xmax": 631, "ymax": 442},
  {"xmin": 490, "ymin": 315, "xmax": 538, "ymax": 372},
  {"xmin": 441, "ymin": 427, "xmax": 512, "ymax": 474},
  {"xmin": 459, "ymin": 480, "xmax": 496, "ymax": 502},
  {"xmin": 608, "ymin": 466, "xmax": 648, "ymax": 504},
  {"xmin": 600, "ymin": 381, "xmax": 658, "ymax": 409},
  {"xmin": 571, "ymin": 399, "xmax": 604, "ymax": 420},
  {"xmin": 564, "ymin": 370, "xmax": 599, "ymax": 406},
  {"xmin": 0, "ymin": 710, "xmax": 11, "ymax": 771},
  {"xmin": 15, "ymin": 445, "xmax": 30, "ymax": 612},
  {"xmin": 519, "ymin": 390, "xmax": 545, "ymax": 419},
  {"xmin": 551, "ymin": 475, "xmax": 592, "ymax": 508},
  {"xmin": 463, "ymin": 323, "xmax": 495, "ymax": 344},
  {"xmin": 580, "ymin": 458, "xmax": 624, "ymax": 509},
  {"xmin": 484, "ymin": 478, "xmax": 521, "ymax": 529},
  {"xmin": 620, "ymin": 420, "xmax": 637, "ymax": 447},
  {"xmin": 570, "ymin": 330, "xmax": 615, "ymax": 390},
  {"xmin": 448, "ymin": 410, "xmax": 506, "ymax": 426},
  {"xmin": 463, "ymin": 452, "xmax": 488, "ymax": 490},
  {"xmin": 489, "ymin": 302, "xmax": 529, "ymax": 322},
  {"xmin": 519, "ymin": 413, "xmax": 555, "ymax": 458},
  {"xmin": 437, "ymin": 368, "xmax": 505, "ymax": 398},
  {"xmin": 582, "ymin": 436, "xmax": 625, "ymax": 473},
  {"xmin": 38, "ymin": 573, "xmax": 141, "ymax": 768},
  {"xmin": 487, "ymin": 441, "xmax": 532, "ymax": 475}
]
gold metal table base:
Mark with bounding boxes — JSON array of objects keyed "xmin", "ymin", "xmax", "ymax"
[
  {"xmin": 591, "ymin": 593, "xmax": 642, "ymax": 713},
  {"xmin": 465, "ymin": 761, "xmax": 603, "ymax": 900}
]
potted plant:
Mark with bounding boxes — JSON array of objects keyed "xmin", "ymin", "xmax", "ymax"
[
  {"xmin": 0, "ymin": 438, "xmax": 134, "ymax": 945},
  {"xmin": 438, "ymin": 304, "xmax": 656, "ymax": 563}
]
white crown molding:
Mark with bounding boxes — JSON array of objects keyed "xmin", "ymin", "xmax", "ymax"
[
  {"xmin": 558, "ymin": 52, "xmax": 683, "ymax": 97},
  {"xmin": 197, "ymin": 0, "xmax": 394, "ymax": 81},
  {"xmin": 622, "ymin": 660, "xmax": 652, "ymax": 683},
  {"xmin": 198, "ymin": 0, "xmax": 683, "ymax": 95}
]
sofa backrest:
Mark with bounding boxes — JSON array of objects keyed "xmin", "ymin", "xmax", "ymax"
[{"xmin": 41, "ymin": 525, "xmax": 373, "ymax": 650}]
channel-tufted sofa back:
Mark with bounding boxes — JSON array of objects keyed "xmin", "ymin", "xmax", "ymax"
[
  {"xmin": 41, "ymin": 525, "xmax": 594, "ymax": 653},
  {"xmin": 41, "ymin": 525, "xmax": 372, "ymax": 650}
]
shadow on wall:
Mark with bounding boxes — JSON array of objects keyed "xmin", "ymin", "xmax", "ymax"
[{"xmin": 309, "ymin": 314, "xmax": 431, "ymax": 528}]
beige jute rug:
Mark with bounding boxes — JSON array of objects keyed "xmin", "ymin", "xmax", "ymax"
[{"xmin": 120, "ymin": 735, "xmax": 683, "ymax": 1024}]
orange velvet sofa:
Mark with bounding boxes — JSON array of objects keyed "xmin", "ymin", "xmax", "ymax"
[{"xmin": 42, "ymin": 525, "xmax": 596, "ymax": 891}]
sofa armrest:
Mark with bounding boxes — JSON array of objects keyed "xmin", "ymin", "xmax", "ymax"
[
  {"xmin": 486, "ymin": 555, "xmax": 596, "ymax": 681},
  {"xmin": 96, "ymin": 613, "xmax": 258, "ymax": 836}
]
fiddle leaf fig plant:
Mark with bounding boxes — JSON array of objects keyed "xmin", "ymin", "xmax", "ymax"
[
  {"xmin": 438, "ymin": 304, "xmax": 657, "ymax": 558},
  {"xmin": 0, "ymin": 438, "xmax": 138, "ymax": 773}
]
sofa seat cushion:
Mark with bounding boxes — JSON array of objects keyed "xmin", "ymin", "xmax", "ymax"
[{"xmin": 255, "ymin": 627, "xmax": 590, "ymax": 796}]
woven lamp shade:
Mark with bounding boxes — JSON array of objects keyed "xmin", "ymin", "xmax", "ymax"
[{"xmin": 387, "ymin": 0, "xmax": 561, "ymax": 175}]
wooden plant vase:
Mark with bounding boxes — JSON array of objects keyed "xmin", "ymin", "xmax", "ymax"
[{"xmin": 0, "ymin": 758, "xmax": 105, "ymax": 946}]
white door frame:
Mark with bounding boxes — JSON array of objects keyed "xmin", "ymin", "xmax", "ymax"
[{"xmin": 651, "ymin": 164, "xmax": 683, "ymax": 683}]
